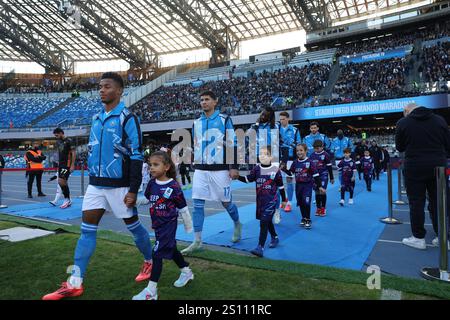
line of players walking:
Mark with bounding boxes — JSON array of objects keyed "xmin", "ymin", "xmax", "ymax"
[{"xmin": 41, "ymin": 82, "xmax": 392, "ymax": 301}]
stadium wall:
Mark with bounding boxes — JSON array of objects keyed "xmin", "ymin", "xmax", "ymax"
[{"xmin": 293, "ymin": 93, "xmax": 450, "ymax": 121}]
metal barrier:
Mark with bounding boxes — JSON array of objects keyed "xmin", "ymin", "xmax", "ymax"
[
  {"xmin": 0, "ymin": 172, "xmax": 7, "ymax": 209},
  {"xmin": 393, "ymin": 165, "xmax": 408, "ymax": 205},
  {"xmin": 421, "ymin": 167, "xmax": 449, "ymax": 283},
  {"xmin": 380, "ymin": 163, "xmax": 402, "ymax": 224}
]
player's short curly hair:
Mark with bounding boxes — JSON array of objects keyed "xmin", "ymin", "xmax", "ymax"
[{"xmin": 101, "ymin": 72, "xmax": 124, "ymax": 88}]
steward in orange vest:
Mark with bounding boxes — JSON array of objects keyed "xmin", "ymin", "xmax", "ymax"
[{"xmin": 25, "ymin": 145, "xmax": 46, "ymax": 198}]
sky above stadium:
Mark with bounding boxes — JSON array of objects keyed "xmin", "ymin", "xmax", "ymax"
[
  {"xmin": 0, "ymin": 29, "xmax": 306, "ymax": 74},
  {"xmin": 0, "ymin": 0, "xmax": 432, "ymax": 75}
]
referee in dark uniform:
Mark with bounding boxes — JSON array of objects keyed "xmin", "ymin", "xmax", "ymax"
[{"xmin": 53, "ymin": 128, "xmax": 76, "ymax": 209}]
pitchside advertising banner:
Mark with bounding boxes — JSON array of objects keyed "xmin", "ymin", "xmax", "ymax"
[
  {"xmin": 339, "ymin": 45, "xmax": 413, "ymax": 64},
  {"xmin": 292, "ymin": 93, "xmax": 450, "ymax": 121}
]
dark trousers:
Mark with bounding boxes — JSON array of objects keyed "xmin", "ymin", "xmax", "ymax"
[
  {"xmin": 404, "ymin": 167, "xmax": 438, "ymax": 239},
  {"xmin": 296, "ymin": 183, "xmax": 312, "ymax": 220},
  {"xmin": 357, "ymin": 163, "xmax": 363, "ymax": 180},
  {"xmin": 150, "ymin": 248, "xmax": 189, "ymax": 283},
  {"xmin": 259, "ymin": 220, "xmax": 277, "ymax": 247},
  {"xmin": 315, "ymin": 193, "xmax": 327, "ymax": 208},
  {"xmin": 373, "ymin": 162, "xmax": 381, "ymax": 180},
  {"xmin": 382, "ymin": 160, "xmax": 388, "ymax": 172},
  {"xmin": 180, "ymin": 172, "xmax": 191, "ymax": 185},
  {"xmin": 27, "ymin": 171, "xmax": 43, "ymax": 195},
  {"xmin": 364, "ymin": 174, "xmax": 372, "ymax": 191}
]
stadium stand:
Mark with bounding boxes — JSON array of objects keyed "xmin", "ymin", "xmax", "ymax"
[
  {"xmin": 421, "ymin": 40, "xmax": 450, "ymax": 83},
  {"xmin": 332, "ymin": 57, "xmax": 408, "ymax": 103},
  {"xmin": 0, "ymin": 97, "xmax": 66, "ymax": 128},
  {"xmin": 35, "ymin": 97, "xmax": 103, "ymax": 127},
  {"xmin": 1, "ymin": 21, "xmax": 449, "ymax": 128},
  {"xmin": 132, "ymin": 62, "xmax": 331, "ymax": 123}
]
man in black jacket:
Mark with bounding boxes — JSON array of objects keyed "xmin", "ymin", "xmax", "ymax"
[
  {"xmin": 369, "ymin": 140, "xmax": 383, "ymax": 180},
  {"xmin": 396, "ymin": 103, "xmax": 450, "ymax": 250}
]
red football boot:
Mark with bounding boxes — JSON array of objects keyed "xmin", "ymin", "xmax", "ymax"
[
  {"xmin": 135, "ymin": 261, "xmax": 153, "ymax": 282},
  {"xmin": 42, "ymin": 282, "xmax": 84, "ymax": 300}
]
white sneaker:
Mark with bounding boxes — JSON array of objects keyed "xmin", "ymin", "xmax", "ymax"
[
  {"xmin": 402, "ymin": 236, "xmax": 426, "ymax": 250},
  {"xmin": 132, "ymin": 287, "xmax": 158, "ymax": 300},
  {"xmin": 432, "ymin": 237, "xmax": 450, "ymax": 249},
  {"xmin": 174, "ymin": 268, "xmax": 194, "ymax": 288},
  {"xmin": 348, "ymin": 199, "xmax": 354, "ymax": 205},
  {"xmin": 49, "ymin": 200, "xmax": 57, "ymax": 206},
  {"xmin": 339, "ymin": 200, "xmax": 345, "ymax": 206},
  {"xmin": 273, "ymin": 209, "xmax": 281, "ymax": 225},
  {"xmin": 181, "ymin": 240, "xmax": 203, "ymax": 255}
]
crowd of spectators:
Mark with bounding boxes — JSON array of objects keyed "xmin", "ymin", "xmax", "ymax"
[
  {"xmin": 336, "ymin": 32, "xmax": 417, "ymax": 57},
  {"xmin": 421, "ymin": 41, "xmax": 450, "ymax": 83},
  {"xmin": 1, "ymin": 78, "xmax": 147, "ymax": 95},
  {"xmin": 336, "ymin": 20, "xmax": 450, "ymax": 57},
  {"xmin": 132, "ymin": 63, "xmax": 331, "ymax": 123},
  {"xmin": 329, "ymin": 57, "xmax": 408, "ymax": 104}
]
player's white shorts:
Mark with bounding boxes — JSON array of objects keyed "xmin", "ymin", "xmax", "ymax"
[
  {"xmin": 281, "ymin": 161, "xmax": 293, "ymax": 179},
  {"xmin": 82, "ymin": 185, "xmax": 135, "ymax": 219},
  {"xmin": 192, "ymin": 170, "xmax": 232, "ymax": 202}
]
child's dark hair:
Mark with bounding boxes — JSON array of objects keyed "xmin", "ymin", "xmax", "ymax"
[
  {"xmin": 344, "ymin": 148, "xmax": 352, "ymax": 154},
  {"xmin": 313, "ymin": 139, "xmax": 323, "ymax": 148},
  {"xmin": 296, "ymin": 143, "xmax": 308, "ymax": 152},
  {"xmin": 53, "ymin": 127, "xmax": 64, "ymax": 134},
  {"xmin": 150, "ymin": 151, "xmax": 177, "ymax": 180},
  {"xmin": 260, "ymin": 145, "xmax": 272, "ymax": 155}
]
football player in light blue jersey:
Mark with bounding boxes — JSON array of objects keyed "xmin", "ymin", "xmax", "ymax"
[{"xmin": 279, "ymin": 111, "xmax": 301, "ymax": 213}]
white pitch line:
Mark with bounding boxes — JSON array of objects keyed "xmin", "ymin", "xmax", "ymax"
[
  {"xmin": 0, "ymin": 196, "xmax": 41, "ymax": 203},
  {"xmin": 18, "ymin": 216, "xmax": 72, "ymax": 226}
]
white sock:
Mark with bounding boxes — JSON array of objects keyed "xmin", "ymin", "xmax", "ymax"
[
  {"xmin": 145, "ymin": 259, "xmax": 152, "ymax": 264},
  {"xmin": 194, "ymin": 231, "xmax": 202, "ymax": 242},
  {"xmin": 54, "ymin": 187, "xmax": 62, "ymax": 202},
  {"xmin": 234, "ymin": 220, "xmax": 241, "ymax": 226},
  {"xmin": 181, "ymin": 266, "xmax": 191, "ymax": 273},
  {"xmin": 147, "ymin": 281, "xmax": 158, "ymax": 291},
  {"xmin": 68, "ymin": 276, "xmax": 83, "ymax": 288}
]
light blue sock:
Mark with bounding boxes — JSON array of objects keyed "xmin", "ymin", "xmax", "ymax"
[
  {"xmin": 73, "ymin": 223, "xmax": 98, "ymax": 279},
  {"xmin": 222, "ymin": 201, "xmax": 239, "ymax": 223},
  {"xmin": 193, "ymin": 199, "xmax": 206, "ymax": 233},
  {"xmin": 287, "ymin": 182, "xmax": 294, "ymax": 202},
  {"xmin": 127, "ymin": 220, "xmax": 152, "ymax": 261}
]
